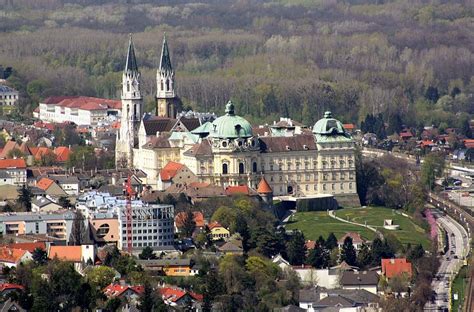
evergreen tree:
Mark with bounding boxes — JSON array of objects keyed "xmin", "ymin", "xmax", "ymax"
[
  {"xmin": 461, "ymin": 118, "xmax": 472, "ymax": 139},
  {"xmin": 425, "ymin": 86, "xmax": 439, "ymax": 103},
  {"xmin": 325, "ymin": 232, "xmax": 338, "ymax": 250},
  {"xmin": 32, "ymin": 247, "xmax": 48, "ymax": 265},
  {"xmin": 408, "ymin": 243, "xmax": 425, "ymax": 262},
  {"xmin": 139, "ymin": 246, "xmax": 156, "ymax": 260},
  {"xmin": 286, "ymin": 231, "xmax": 306, "ymax": 265},
  {"xmin": 69, "ymin": 210, "xmax": 85, "ymax": 245},
  {"xmin": 58, "ymin": 196, "xmax": 71, "ymax": 209},
  {"xmin": 138, "ymin": 282, "xmax": 157, "ymax": 312},
  {"xmin": 356, "ymin": 243, "xmax": 372, "ymax": 268},
  {"xmin": 340, "ymin": 237, "xmax": 357, "ymax": 266},
  {"xmin": 234, "ymin": 214, "xmax": 250, "ymax": 251},
  {"xmin": 17, "ymin": 185, "xmax": 32, "ymax": 211},
  {"xmin": 316, "ymin": 235, "xmax": 325, "ymax": 248},
  {"xmin": 307, "ymin": 245, "xmax": 330, "ymax": 269}
]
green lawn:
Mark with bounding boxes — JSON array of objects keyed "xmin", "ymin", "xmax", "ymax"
[
  {"xmin": 451, "ymin": 265, "xmax": 468, "ymax": 312},
  {"xmin": 336, "ymin": 207, "xmax": 431, "ymax": 249},
  {"xmin": 285, "ymin": 211, "xmax": 376, "ymax": 241}
]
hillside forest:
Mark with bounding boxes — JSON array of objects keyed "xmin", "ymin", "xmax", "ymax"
[{"xmin": 0, "ymin": 0, "xmax": 473, "ymax": 132}]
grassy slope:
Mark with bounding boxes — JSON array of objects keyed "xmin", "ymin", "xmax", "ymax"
[
  {"xmin": 336, "ymin": 207, "xmax": 431, "ymax": 249},
  {"xmin": 285, "ymin": 211, "xmax": 376, "ymax": 241},
  {"xmin": 451, "ymin": 265, "xmax": 468, "ymax": 312}
]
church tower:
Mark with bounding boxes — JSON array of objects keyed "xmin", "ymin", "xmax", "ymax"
[
  {"xmin": 116, "ymin": 34, "xmax": 143, "ymax": 168},
  {"xmin": 156, "ymin": 35, "xmax": 179, "ymax": 118}
]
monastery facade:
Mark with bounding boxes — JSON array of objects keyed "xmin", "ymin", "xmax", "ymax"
[{"xmin": 116, "ymin": 35, "xmax": 359, "ymax": 206}]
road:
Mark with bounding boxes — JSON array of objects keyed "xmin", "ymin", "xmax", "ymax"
[{"xmin": 424, "ymin": 210, "xmax": 469, "ymax": 311}]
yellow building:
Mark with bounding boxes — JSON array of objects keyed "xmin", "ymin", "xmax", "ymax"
[{"xmin": 208, "ymin": 221, "xmax": 230, "ymax": 241}]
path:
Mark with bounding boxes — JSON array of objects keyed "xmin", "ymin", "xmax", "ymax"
[{"xmin": 328, "ymin": 210, "xmax": 384, "ymax": 239}]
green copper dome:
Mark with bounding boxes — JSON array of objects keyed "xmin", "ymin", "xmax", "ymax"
[
  {"xmin": 209, "ymin": 101, "xmax": 253, "ymax": 139},
  {"xmin": 313, "ymin": 111, "xmax": 346, "ymax": 135}
]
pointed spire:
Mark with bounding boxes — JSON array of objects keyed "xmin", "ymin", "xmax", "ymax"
[
  {"xmin": 125, "ymin": 34, "xmax": 139, "ymax": 72},
  {"xmin": 159, "ymin": 34, "xmax": 173, "ymax": 73}
]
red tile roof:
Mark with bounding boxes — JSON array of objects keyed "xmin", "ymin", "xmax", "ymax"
[
  {"xmin": 36, "ymin": 177, "xmax": 55, "ymax": 191},
  {"xmin": 175, "ymin": 211, "xmax": 205, "ymax": 228},
  {"xmin": 34, "ymin": 147, "xmax": 55, "ymax": 161},
  {"xmin": 160, "ymin": 287, "xmax": 203, "ymax": 303},
  {"xmin": 4, "ymin": 242, "xmax": 46, "ymax": 253},
  {"xmin": 0, "ymin": 283, "xmax": 24, "ymax": 292},
  {"xmin": 381, "ymin": 258, "xmax": 412, "ymax": 279},
  {"xmin": 305, "ymin": 240, "xmax": 316, "ymax": 250},
  {"xmin": 103, "ymin": 283, "xmax": 144, "ymax": 298},
  {"xmin": 399, "ymin": 131, "xmax": 413, "ymax": 139},
  {"xmin": 257, "ymin": 177, "xmax": 272, "ymax": 194},
  {"xmin": 0, "ymin": 159, "xmax": 26, "ymax": 169},
  {"xmin": 225, "ymin": 185, "xmax": 253, "ymax": 196},
  {"xmin": 0, "ymin": 247, "xmax": 28, "ymax": 264},
  {"xmin": 343, "ymin": 123, "xmax": 355, "ymax": 130},
  {"xmin": 464, "ymin": 139, "xmax": 474, "ymax": 148},
  {"xmin": 0, "ymin": 141, "xmax": 21, "ymax": 159},
  {"xmin": 208, "ymin": 221, "xmax": 225, "ymax": 230},
  {"xmin": 54, "ymin": 146, "xmax": 71, "ymax": 162},
  {"xmin": 160, "ymin": 161, "xmax": 184, "ymax": 181},
  {"xmin": 48, "ymin": 246, "xmax": 82, "ymax": 262},
  {"xmin": 43, "ymin": 96, "xmax": 121, "ymax": 111}
]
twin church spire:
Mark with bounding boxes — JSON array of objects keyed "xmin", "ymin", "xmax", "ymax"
[{"xmin": 116, "ymin": 34, "xmax": 177, "ymax": 168}]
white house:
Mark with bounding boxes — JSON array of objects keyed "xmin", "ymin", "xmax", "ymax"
[
  {"xmin": 340, "ymin": 271, "xmax": 379, "ymax": 294},
  {"xmin": 0, "ymin": 159, "xmax": 27, "ymax": 186}
]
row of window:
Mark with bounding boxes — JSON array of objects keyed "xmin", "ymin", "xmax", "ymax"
[
  {"xmin": 0, "ymin": 94, "xmax": 17, "ymax": 99},
  {"xmin": 131, "ymin": 241, "xmax": 172, "ymax": 247}
]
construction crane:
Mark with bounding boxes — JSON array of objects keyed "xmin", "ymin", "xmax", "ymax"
[{"xmin": 124, "ymin": 175, "xmax": 135, "ymax": 253}]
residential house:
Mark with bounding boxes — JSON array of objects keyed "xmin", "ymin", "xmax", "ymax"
[
  {"xmin": 299, "ymin": 287, "xmax": 380, "ymax": 312},
  {"xmin": 217, "ymin": 240, "xmax": 244, "ymax": 255},
  {"xmin": 50, "ymin": 175, "xmax": 80, "ymax": 195},
  {"xmin": 381, "ymin": 258, "xmax": 413, "ymax": 279},
  {"xmin": 53, "ymin": 146, "xmax": 71, "ymax": 163},
  {"xmin": 36, "ymin": 177, "xmax": 68, "ymax": 197},
  {"xmin": 158, "ymin": 161, "xmax": 197, "ymax": 191},
  {"xmin": 338, "ymin": 232, "xmax": 368, "ymax": 250},
  {"xmin": 103, "ymin": 282, "xmax": 144, "ymax": 304},
  {"xmin": 292, "ymin": 265, "xmax": 341, "ymax": 288},
  {"xmin": 31, "ymin": 196, "xmax": 62, "ymax": 213},
  {"xmin": 48, "ymin": 245, "xmax": 95, "ymax": 271},
  {"xmin": 208, "ymin": 221, "xmax": 230, "ymax": 241},
  {"xmin": 2, "ymin": 242, "xmax": 46, "ymax": 253},
  {"xmin": 137, "ymin": 258, "xmax": 199, "ymax": 277},
  {"xmin": 89, "ymin": 213, "xmax": 120, "ymax": 245},
  {"xmin": 0, "ymin": 159, "xmax": 27, "ymax": 186},
  {"xmin": 0, "ymin": 85, "xmax": 19, "ymax": 115},
  {"xmin": 340, "ymin": 271, "xmax": 379, "ymax": 294},
  {"xmin": 159, "ymin": 286, "xmax": 203, "ymax": 308},
  {"xmin": 0, "ymin": 247, "xmax": 32, "ymax": 268},
  {"xmin": 272, "ymin": 254, "xmax": 290, "ymax": 271}
]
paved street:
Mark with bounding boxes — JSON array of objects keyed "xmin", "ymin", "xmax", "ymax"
[{"xmin": 424, "ymin": 210, "xmax": 469, "ymax": 311}]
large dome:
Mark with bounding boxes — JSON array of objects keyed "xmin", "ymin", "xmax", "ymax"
[
  {"xmin": 209, "ymin": 101, "xmax": 253, "ymax": 139},
  {"xmin": 313, "ymin": 111, "xmax": 346, "ymax": 135}
]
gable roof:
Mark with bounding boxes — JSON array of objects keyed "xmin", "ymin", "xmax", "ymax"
[
  {"xmin": 338, "ymin": 232, "xmax": 366, "ymax": 244},
  {"xmin": 3, "ymin": 242, "xmax": 46, "ymax": 253},
  {"xmin": 160, "ymin": 162, "xmax": 184, "ymax": 181},
  {"xmin": 208, "ymin": 221, "xmax": 225, "ymax": 231},
  {"xmin": 0, "ymin": 158, "xmax": 26, "ymax": 169},
  {"xmin": 48, "ymin": 245, "xmax": 82, "ymax": 262},
  {"xmin": 175, "ymin": 211, "xmax": 205, "ymax": 228},
  {"xmin": 225, "ymin": 185, "xmax": 257, "ymax": 196},
  {"xmin": 143, "ymin": 133, "xmax": 172, "ymax": 149},
  {"xmin": 183, "ymin": 139, "xmax": 212, "ymax": 157},
  {"xmin": 0, "ymin": 140, "xmax": 21, "ymax": 159},
  {"xmin": 340, "ymin": 271, "xmax": 379, "ymax": 286},
  {"xmin": 103, "ymin": 283, "xmax": 144, "ymax": 298},
  {"xmin": 381, "ymin": 258, "xmax": 412, "ymax": 278},
  {"xmin": 42, "ymin": 96, "xmax": 121, "ymax": 111},
  {"xmin": 159, "ymin": 287, "xmax": 203, "ymax": 303},
  {"xmin": 36, "ymin": 177, "xmax": 55, "ymax": 191},
  {"xmin": 0, "ymin": 247, "xmax": 28, "ymax": 264},
  {"xmin": 54, "ymin": 147, "xmax": 71, "ymax": 162}
]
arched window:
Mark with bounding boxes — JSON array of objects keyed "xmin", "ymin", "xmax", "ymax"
[
  {"xmin": 222, "ymin": 163, "xmax": 228, "ymax": 175},
  {"xmin": 239, "ymin": 163, "xmax": 244, "ymax": 174},
  {"xmin": 127, "ymin": 82, "xmax": 130, "ymax": 92},
  {"xmin": 160, "ymin": 80, "xmax": 164, "ymax": 91},
  {"xmin": 166, "ymin": 79, "xmax": 170, "ymax": 91},
  {"xmin": 252, "ymin": 162, "xmax": 257, "ymax": 173}
]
